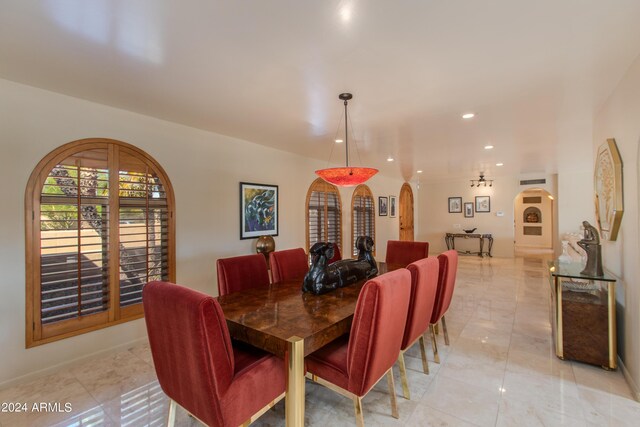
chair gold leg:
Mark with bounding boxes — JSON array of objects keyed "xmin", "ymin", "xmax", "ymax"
[
  {"xmin": 442, "ymin": 315, "xmax": 450, "ymax": 345},
  {"xmin": 430, "ymin": 325, "xmax": 440, "ymax": 364},
  {"xmin": 167, "ymin": 400, "xmax": 177, "ymax": 427},
  {"xmin": 434, "ymin": 323, "xmax": 439, "ymax": 335},
  {"xmin": 386, "ymin": 369, "xmax": 399, "ymax": 419},
  {"xmin": 353, "ymin": 396, "xmax": 364, "ymax": 427},
  {"xmin": 397, "ymin": 352, "xmax": 410, "ymax": 400},
  {"xmin": 419, "ymin": 335, "xmax": 429, "ymax": 374}
]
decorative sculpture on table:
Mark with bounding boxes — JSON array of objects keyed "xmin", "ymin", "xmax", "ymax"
[
  {"xmin": 577, "ymin": 221, "xmax": 604, "ymax": 277},
  {"xmin": 303, "ymin": 236, "xmax": 378, "ymax": 295}
]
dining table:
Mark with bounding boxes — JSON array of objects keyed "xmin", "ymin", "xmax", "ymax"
[{"xmin": 216, "ymin": 274, "xmax": 374, "ymax": 427}]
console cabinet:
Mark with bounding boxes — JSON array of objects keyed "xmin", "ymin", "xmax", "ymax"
[{"xmin": 548, "ymin": 261, "xmax": 617, "ymax": 370}]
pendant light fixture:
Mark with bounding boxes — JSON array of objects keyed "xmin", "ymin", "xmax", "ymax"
[{"xmin": 315, "ymin": 93, "xmax": 378, "ymax": 187}]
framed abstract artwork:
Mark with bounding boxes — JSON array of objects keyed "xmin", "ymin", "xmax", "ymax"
[
  {"xmin": 595, "ymin": 138, "xmax": 623, "ymax": 241},
  {"xmin": 240, "ymin": 182, "xmax": 278, "ymax": 239},
  {"xmin": 475, "ymin": 196, "xmax": 490, "ymax": 213},
  {"xmin": 448, "ymin": 197, "xmax": 462, "ymax": 213},
  {"xmin": 379, "ymin": 196, "xmax": 388, "ymax": 216},
  {"xmin": 464, "ymin": 202, "xmax": 474, "ymax": 218}
]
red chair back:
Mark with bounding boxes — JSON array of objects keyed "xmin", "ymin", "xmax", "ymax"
[
  {"xmin": 328, "ymin": 242, "xmax": 342, "ymax": 264},
  {"xmin": 430, "ymin": 250, "xmax": 459, "ymax": 324},
  {"xmin": 347, "ymin": 269, "xmax": 411, "ymax": 396},
  {"xmin": 385, "ymin": 240, "xmax": 429, "ymax": 268},
  {"xmin": 269, "ymin": 248, "xmax": 309, "ymax": 284},
  {"xmin": 143, "ymin": 281, "xmax": 233, "ymax": 427},
  {"xmin": 402, "ymin": 257, "xmax": 439, "ymax": 350},
  {"xmin": 216, "ymin": 254, "xmax": 270, "ymax": 296}
]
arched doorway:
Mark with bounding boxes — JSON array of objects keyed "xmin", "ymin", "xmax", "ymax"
[
  {"xmin": 514, "ymin": 188, "xmax": 555, "ymax": 255},
  {"xmin": 399, "ymin": 183, "xmax": 414, "ymax": 241}
]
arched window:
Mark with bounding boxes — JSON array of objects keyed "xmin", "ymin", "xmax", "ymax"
[
  {"xmin": 351, "ymin": 185, "xmax": 376, "ymax": 257},
  {"xmin": 306, "ymin": 178, "xmax": 342, "ymax": 255},
  {"xmin": 25, "ymin": 138, "xmax": 175, "ymax": 347}
]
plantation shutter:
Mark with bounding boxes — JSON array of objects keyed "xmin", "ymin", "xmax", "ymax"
[
  {"xmin": 351, "ymin": 185, "xmax": 375, "ymax": 257},
  {"xmin": 39, "ymin": 149, "xmax": 110, "ymax": 324},
  {"xmin": 306, "ymin": 178, "xmax": 342, "ymax": 255},
  {"xmin": 118, "ymin": 150, "xmax": 170, "ymax": 307},
  {"xmin": 27, "ymin": 139, "xmax": 175, "ymax": 347}
]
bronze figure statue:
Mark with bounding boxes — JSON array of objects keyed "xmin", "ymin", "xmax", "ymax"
[
  {"xmin": 302, "ymin": 236, "xmax": 378, "ymax": 295},
  {"xmin": 577, "ymin": 221, "xmax": 604, "ymax": 277}
]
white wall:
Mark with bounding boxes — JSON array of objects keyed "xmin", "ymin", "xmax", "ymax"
[
  {"xmin": 417, "ymin": 175, "xmax": 557, "ymax": 258},
  {"xmin": 593, "ymin": 53, "xmax": 640, "ymax": 397},
  {"xmin": 338, "ymin": 181, "xmax": 417, "ymax": 259},
  {"xmin": 0, "ymin": 79, "xmax": 404, "ymax": 385}
]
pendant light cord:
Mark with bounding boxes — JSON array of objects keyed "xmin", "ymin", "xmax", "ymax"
[{"xmin": 344, "ymin": 98, "xmax": 349, "ymax": 168}]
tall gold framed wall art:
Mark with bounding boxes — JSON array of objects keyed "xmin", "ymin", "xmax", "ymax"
[{"xmin": 594, "ymin": 138, "xmax": 623, "ymax": 241}]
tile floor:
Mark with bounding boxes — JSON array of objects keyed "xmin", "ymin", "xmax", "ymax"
[{"xmin": 2, "ymin": 256, "xmax": 640, "ymax": 426}]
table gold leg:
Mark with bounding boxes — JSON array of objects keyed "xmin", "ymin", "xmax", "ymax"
[
  {"xmin": 286, "ymin": 336, "xmax": 305, "ymax": 427},
  {"xmin": 608, "ymin": 283, "xmax": 617, "ymax": 369}
]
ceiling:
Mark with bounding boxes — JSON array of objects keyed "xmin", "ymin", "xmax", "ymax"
[{"xmin": 2, "ymin": 1, "xmax": 640, "ymax": 182}]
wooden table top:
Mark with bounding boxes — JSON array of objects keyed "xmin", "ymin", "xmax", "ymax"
[{"xmin": 217, "ymin": 279, "xmax": 367, "ymax": 358}]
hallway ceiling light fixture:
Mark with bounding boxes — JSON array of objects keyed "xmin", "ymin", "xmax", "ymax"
[
  {"xmin": 316, "ymin": 93, "xmax": 378, "ymax": 187},
  {"xmin": 470, "ymin": 173, "xmax": 493, "ymax": 187},
  {"xmin": 462, "ymin": 113, "xmax": 475, "ymax": 119}
]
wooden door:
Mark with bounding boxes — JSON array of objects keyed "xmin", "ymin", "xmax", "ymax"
[{"xmin": 399, "ymin": 183, "xmax": 414, "ymax": 241}]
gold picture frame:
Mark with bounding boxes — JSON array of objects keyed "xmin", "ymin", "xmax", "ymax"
[{"xmin": 594, "ymin": 138, "xmax": 623, "ymax": 241}]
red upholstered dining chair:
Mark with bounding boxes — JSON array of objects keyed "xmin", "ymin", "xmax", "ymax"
[
  {"xmin": 328, "ymin": 242, "xmax": 342, "ymax": 264},
  {"xmin": 269, "ymin": 248, "xmax": 309, "ymax": 284},
  {"xmin": 142, "ymin": 281, "xmax": 285, "ymax": 427},
  {"xmin": 396, "ymin": 257, "xmax": 439, "ymax": 400},
  {"xmin": 385, "ymin": 240, "xmax": 429, "ymax": 271},
  {"xmin": 429, "ymin": 250, "xmax": 459, "ymax": 363},
  {"xmin": 216, "ymin": 253, "xmax": 270, "ymax": 296},
  {"xmin": 306, "ymin": 269, "xmax": 412, "ymax": 426}
]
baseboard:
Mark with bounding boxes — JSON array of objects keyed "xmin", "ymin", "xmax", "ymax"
[
  {"xmin": 618, "ymin": 356, "xmax": 640, "ymax": 402},
  {"xmin": 0, "ymin": 336, "xmax": 147, "ymax": 390}
]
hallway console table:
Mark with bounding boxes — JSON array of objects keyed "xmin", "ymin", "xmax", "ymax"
[
  {"xmin": 445, "ymin": 232, "xmax": 493, "ymax": 257},
  {"xmin": 548, "ymin": 261, "xmax": 617, "ymax": 370}
]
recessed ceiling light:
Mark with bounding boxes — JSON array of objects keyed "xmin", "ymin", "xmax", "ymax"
[
  {"xmin": 484, "ymin": 145, "xmax": 494, "ymax": 150},
  {"xmin": 496, "ymin": 162, "xmax": 503, "ymax": 166},
  {"xmin": 417, "ymin": 170, "xmax": 423, "ymax": 174},
  {"xmin": 462, "ymin": 113, "xmax": 475, "ymax": 119},
  {"xmin": 335, "ymin": 139, "xmax": 343, "ymax": 143},
  {"xmin": 387, "ymin": 157, "xmax": 394, "ymax": 162}
]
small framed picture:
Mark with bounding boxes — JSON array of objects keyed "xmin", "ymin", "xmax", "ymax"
[
  {"xmin": 475, "ymin": 195, "xmax": 490, "ymax": 213},
  {"xmin": 389, "ymin": 196, "xmax": 397, "ymax": 217},
  {"xmin": 464, "ymin": 202, "xmax": 474, "ymax": 218},
  {"xmin": 240, "ymin": 182, "xmax": 278, "ymax": 239},
  {"xmin": 378, "ymin": 196, "xmax": 388, "ymax": 216},
  {"xmin": 448, "ymin": 197, "xmax": 462, "ymax": 213}
]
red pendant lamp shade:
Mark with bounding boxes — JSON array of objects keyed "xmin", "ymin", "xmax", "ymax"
[
  {"xmin": 316, "ymin": 93, "xmax": 378, "ymax": 187},
  {"xmin": 315, "ymin": 167, "xmax": 378, "ymax": 187}
]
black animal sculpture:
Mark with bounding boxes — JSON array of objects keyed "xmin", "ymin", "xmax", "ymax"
[{"xmin": 302, "ymin": 236, "xmax": 378, "ymax": 295}]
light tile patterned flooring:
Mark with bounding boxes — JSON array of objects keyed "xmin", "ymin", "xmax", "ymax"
[{"xmin": 2, "ymin": 256, "xmax": 640, "ymax": 426}]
